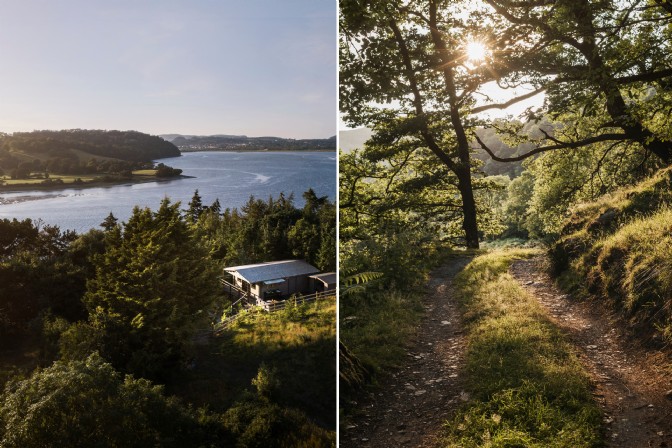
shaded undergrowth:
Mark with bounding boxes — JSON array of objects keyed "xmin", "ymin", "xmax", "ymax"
[{"xmin": 443, "ymin": 249, "xmax": 602, "ymax": 447}]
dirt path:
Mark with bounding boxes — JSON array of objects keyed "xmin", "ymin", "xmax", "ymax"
[
  {"xmin": 340, "ymin": 258, "xmax": 472, "ymax": 448},
  {"xmin": 511, "ymin": 255, "xmax": 672, "ymax": 448}
]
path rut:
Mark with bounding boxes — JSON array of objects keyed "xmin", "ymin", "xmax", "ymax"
[
  {"xmin": 340, "ymin": 258, "xmax": 472, "ymax": 448},
  {"xmin": 511, "ymin": 255, "xmax": 672, "ymax": 448}
]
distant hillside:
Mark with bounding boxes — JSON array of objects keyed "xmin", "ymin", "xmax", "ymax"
[
  {"xmin": 0, "ymin": 130, "xmax": 182, "ymax": 187},
  {"xmin": 0, "ymin": 129, "xmax": 179, "ymax": 165},
  {"xmin": 161, "ymin": 134, "xmax": 336, "ymax": 151},
  {"xmin": 340, "ymin": 123, "xmax": 558, "ymax": 179},
  {"xmin": 339, "ymin": 128, "xmax": 372, "ymax": 152}
]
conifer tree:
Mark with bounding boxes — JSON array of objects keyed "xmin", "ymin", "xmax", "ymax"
[{"xmin": 84, "ymin": 198, "xmax": 220, "ymax": 378}]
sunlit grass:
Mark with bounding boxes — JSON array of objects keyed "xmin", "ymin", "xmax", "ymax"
[
  {"xmin": 569, "ymin": 208, "xmax": 672, "ymax": 341},
  {"xmin": 443, "ymin": 249, "xmax": 602, "ymax": 447},
  {"xmin": 552, "ymin": 166, "xmax": 672, "ymax": 343},
  {"xmin": 173, "ymin": 297, "xmax": 336, "ymax": 428},
  {"xmin": 227, "ymin": 298, "xmax": 335, "ymax": 353}
]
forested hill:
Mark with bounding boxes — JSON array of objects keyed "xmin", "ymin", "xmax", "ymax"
[
  {"xmin": 0, "ymin": 129, "xmax": 180, "ymax": 165},
  {"xmin": 163, "ymin": 134, "xmax": 336, "ymax": 151}
]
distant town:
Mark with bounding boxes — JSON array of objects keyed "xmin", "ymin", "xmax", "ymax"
[{"xmin": 161, "ymin": 134, "xmax": 336, "ymax": 152}]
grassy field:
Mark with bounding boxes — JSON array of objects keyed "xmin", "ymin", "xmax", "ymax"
[
  {"xmin": 0, "ymin": 171, "xmax": 164, "ymax": 191},
  {"xmin": 443, "ymin": 249, "xmax": 602, "ymax": 447},
  {"xmin": 1, "ymin": 174, "xmax": 98, "ymax": 185},
  {"xmin": 131, "ymin": 169, "xmax": 158, "ymax": 176}
]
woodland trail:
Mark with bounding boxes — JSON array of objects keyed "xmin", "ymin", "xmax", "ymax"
[
  {"xmin": 511, "ymin": 255, "xmax": 672, "ymax": 448},
  {"xmin": 340, "ymin": 257, "xmax": 473, "ymax": 448},
  {"xmin": 341, "ymin": 253, "xmax": 672, "ymax": 447}
]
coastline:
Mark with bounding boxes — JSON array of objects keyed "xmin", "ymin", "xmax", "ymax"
[
  {"xmin": 0, "ymin": 149, "xmax": 334, "ymax": 206},
  {"xmin": 0, "ymin": 175, "xmax": 193, "ymax": 204}
]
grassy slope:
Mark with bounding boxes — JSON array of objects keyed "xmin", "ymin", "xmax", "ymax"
[
  {"xmin": 171, "ymin": 297, "xmax": 336, "ymax": 431},
  {"xmin": 551, "ymin": 166, "xmax": 672, "ymax": 343},
  {"xmin": 443, "ymin": 250, "xmax": 602, "ymax": 447}
]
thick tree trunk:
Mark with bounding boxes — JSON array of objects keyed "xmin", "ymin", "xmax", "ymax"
[
  {"xmin": 427, "ymin": 0, "xmax": 480, "ymax": 248},
  {"xmin": 456, "ymin": 167, "xmax": 480, "ymax": 249}
]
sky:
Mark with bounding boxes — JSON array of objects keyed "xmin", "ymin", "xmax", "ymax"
[{"xmin": 0, "ymin": 1, "xmax": 336, "ymax": 138}]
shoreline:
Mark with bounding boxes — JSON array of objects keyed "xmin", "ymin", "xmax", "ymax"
[
  {"xmin": 0, "ymin": 150, "xmax": 334, "ymax": 205},
  {"xmin": 0, "ymin": 175, "xmax": 192, "ymax": 204}
]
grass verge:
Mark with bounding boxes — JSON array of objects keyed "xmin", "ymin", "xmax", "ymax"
[
  {"xmin": 340, "ymin": 288, "xmax": 424, "ymax": 377},
  {"xmin": 442, "ymin": 249, "xmax": 602, "ymax": 447}
]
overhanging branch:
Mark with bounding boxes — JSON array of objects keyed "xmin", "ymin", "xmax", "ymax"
[
  {"xmin": 471, "ymin": 87, "xmax": 546, "ymax": 114},
  {"xmin": 474, "ymin": 132, "xmax": 629, "ymax": 162}
]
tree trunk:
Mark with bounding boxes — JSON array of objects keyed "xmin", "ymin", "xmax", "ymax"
[{"xmin": 456, "ymin": 167, "xmax": 480, "ymax": 249}]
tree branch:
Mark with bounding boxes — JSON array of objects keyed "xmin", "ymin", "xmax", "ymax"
[
  {"xmin": 472, "ymin": 87, "xmax": 546, "ymax": 113},
  {"xmin": 474, "ymin": 132, "xmax": 628, "ymax": 162}
]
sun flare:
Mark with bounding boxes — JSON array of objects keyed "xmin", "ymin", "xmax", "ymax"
[{"xmin": 465, "ymin": 40, "xmax": 487, "ymax": 63}]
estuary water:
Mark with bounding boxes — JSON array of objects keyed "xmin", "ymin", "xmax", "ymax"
[{"xmin": 0, "ymin": 151, "xmax": 336, "ymax": 233}]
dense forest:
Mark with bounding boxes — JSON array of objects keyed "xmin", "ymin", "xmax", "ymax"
[
  {"xmin": 0, "ymin": 130, "xmax": 182, "ymax": 186},
  {"xmin": 165, "ymin": 134, "xmax": 337, "ymax": 152},
  {"xmin": 340, "ymin": 0, "xmax": 672, "ymax": 445},
  {"xmin": 0, "ymin": 189, "xmax": 336, "ymax": 446}
]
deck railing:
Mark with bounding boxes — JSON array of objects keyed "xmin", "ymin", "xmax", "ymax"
[
  {"xmin": 220, "ymin": 278, "xmax": 251, "ymax": 303},
  {"xmin": 211, "ymin": 289, "xmax": 335, "ymax": 335},
  {"xmin": 260, "ymin": 289, "xmax": 335, "ymax": 312}
]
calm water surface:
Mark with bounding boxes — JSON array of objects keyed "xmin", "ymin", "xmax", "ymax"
[{"xmin": 0, "ymin": 151, "xmax": 336, "ymax": 233}]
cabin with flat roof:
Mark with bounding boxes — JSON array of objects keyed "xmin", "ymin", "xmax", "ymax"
[{"xmin": 223, "ymin": 259, "xmax": 325, "ymax": 305}]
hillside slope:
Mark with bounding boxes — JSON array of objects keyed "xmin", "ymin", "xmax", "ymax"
[
  {"xmin": 1, "ymin": 129, "xmax": 179, "ymax": 163},
  {"xmin": 551, "ymin": 166, "xmax": 672, "ymax": 344}
]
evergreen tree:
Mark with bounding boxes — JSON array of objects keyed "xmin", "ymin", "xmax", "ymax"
[
  {"xmin": 100, "ymin": 212, "xmax": 118, "ymax": 232},
  {"xmin": 185, "ymin": 190, "xmax": 204, "ymax": 223},
  {"xmin": 84, "ymin": 199, "xmax": 221, "ymax": 378}
]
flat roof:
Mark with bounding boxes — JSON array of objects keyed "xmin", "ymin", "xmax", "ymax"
[
  {"xmin": 224, "ymin": 260, "xmax": 319, "ymax": 284},
  {"xmin": 309, "ymin": 272, "xmax": 336, "ymax": 285}
]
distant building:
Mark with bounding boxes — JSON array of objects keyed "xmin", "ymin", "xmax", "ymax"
[{"xmin": 223, "ymin": 259, "xmax": 332, "ymax": 305}]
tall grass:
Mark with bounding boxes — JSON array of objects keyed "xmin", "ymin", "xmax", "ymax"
[
  {"xmin": 340, "ymin": 288, "xmax": 424, "ymax": 375},
  {"xmin": 443, "ymin": 250, "xmax": 602, "ymax": 447},
  {"xmin": 171, "ymin": 297, "xmax": 336, "ymax": 432}
]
